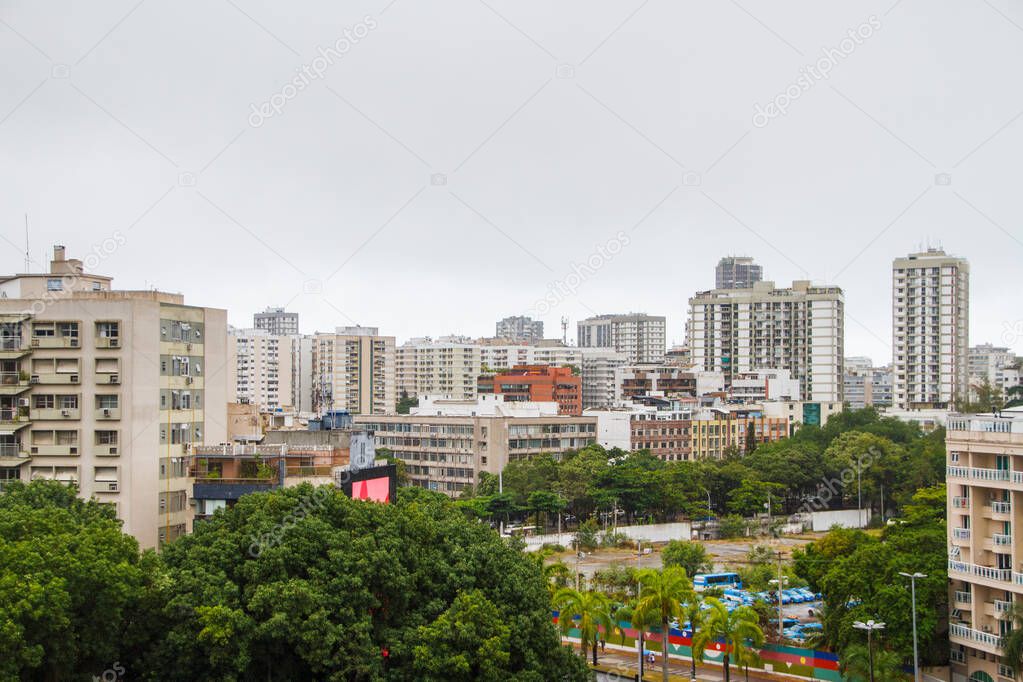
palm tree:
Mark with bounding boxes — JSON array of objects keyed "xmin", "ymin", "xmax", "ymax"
[
  {"xmin": 841, "ymin": 644, "xmax": 904, "ymax": 682},
  {"xmin": 543, "ymin": 560, "xmax": 571, "ymax": 597},
  {"xmin": 633, "ymin": 566, "xmax": 695, "ymax": 682},
  {"xmin": 692, "ymin": 598, "xmax": 765, "ymax": 682},
  {"xmin": 1002, "ymin": 603, "xmax": 1023, "ymax": 679},
  {"xmin": 681, "ymin": 594, "xmax": 705, "ymax": 680},
  {"xmin": 553, "ymin": 587, "xmax": 613, "ymax": 666}
]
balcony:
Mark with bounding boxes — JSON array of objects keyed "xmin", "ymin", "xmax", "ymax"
[
  {"xmin": 953, "ymin": 528, "xmax": 972, "ymax": 541},
  {"xmin": 30, "ymin": 336, "xmax": 80, "ymax": 349},
  {"xmin": 994, "ymin": 534, "xmax": 1013, "ymax": 547},
  {"xmin": 0, "ymin": 337, "xmax": 29, "ymax": 359},
  {"xmin": 95, "ymin": 408, "xmax": 120, "ymax": 421},
  {"xmin": 0, "ymin": 442, "xmax": 29, "ymax": 465},
  {"xmin": 0, "ymin": 372, "xmax": 30, "ymax": 395},
  {"xmin": 952, "ymin": 496, "xmax": 970, "ymax": 509},
  {"xmin": 948, "ymin": 466, "xmax": 970, "ymax": 479},
  {"xmin": 0, "ymin": 408, "xmax": 30, "ymax": 428},
  {"xmin": 972, "ymin": 467, "xmax": 1011, "ymax": 482},
  {"xmin": 995, "ymin": 599, "xmax": 1013, "ymax": 616},
  {"xmin": 992, "ymin": 501, "xmax": 1012, "ymax": 515},
  {"xmin": 950, "ymin": 623, "xmax": 1002, "ymax": 651},
  {"xmin": 30, "ymin": 407, "xmax": 79, "ymax": 421},
  {"xmin": 954, "ymin": 590, "xmax": 972, "ymax": 605},
  {"xmin": 949, "ymin": 560, "xmax": 1012, "ymax": 583}
]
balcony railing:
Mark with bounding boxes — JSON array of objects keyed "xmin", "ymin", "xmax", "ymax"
[
  {"xmin": 954, "ymin": 590, "xmax": 972, "ymax": 604},
  {"xmin": 948, "ymin": 466, "xmax": 970, "ymax": 478},
  {"xmin": 949, "ymin": 560, "xmax": 1013, "ymax": 582},
  {"xmin": 995, "ymin": 599, "xmax": 1013, "ymax": 615},
  {"xmin": 992, "ymin": 501, "xmax": 1013, "ymax": 514},
  {"xmin": 952, "ymin": 496, "xmax": 970, "ymax": 509},
  {"xmin": 0, "ymin": 443, "xmax": 26, "ymax": 458},
  {"xmin": 953, "ymin": 528, "xmax": 972, "ymax": 540},
  {"xmin": 994, "ymin": 534, "xmax": 1013, "ymax": 546},
  {"xmin": 972, "ymin": 467, "xmax": 1011, "ymax": 482},
  {"xmin": 1015, "ymin": 573, "xmax": 1023, "ymax": 586},
  {"xmin": 950, "ymin": 623, "xmax": 1002, "ymax": 649}
]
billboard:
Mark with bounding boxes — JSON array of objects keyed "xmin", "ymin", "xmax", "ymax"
[{"xmin": 341, "ymin": 463, "xmax": 397, "ymax": 504}]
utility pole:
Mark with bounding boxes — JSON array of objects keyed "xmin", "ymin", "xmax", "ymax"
[
  {"xmin": 775, "ymin": 551, "xmax": 785, "ymax": 639},
  {"xmin": 899, "ymin": 572, "xmax": 926, "ymax": 682},
  {"xmin": 857, "ymin": 466, "xmax": 863, "ymax": 527},
  {"xmin": 853, "ymin": 620, "xmax": 886, "ymax": 682}
]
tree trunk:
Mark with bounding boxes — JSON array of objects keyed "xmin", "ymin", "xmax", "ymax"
[
  {"xmin": 592, "ymin": 637, "xmax": 598, "ymax": 666},
  {"xmin": 662, "ymin": 621, "xmax": 670, "ymax": 682},
  {"xmin": 724, "ymin": 653, "xmax": 731, "ymax": 682}
]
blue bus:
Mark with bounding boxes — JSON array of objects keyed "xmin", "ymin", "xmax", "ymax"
[{"xmin": 693, "ymin": 572, "xmax": 742, "ymax": 592}]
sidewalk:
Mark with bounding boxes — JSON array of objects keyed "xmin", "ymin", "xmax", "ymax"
[{"xmin": 563, "ymin": 637, "xmax": 817, "ymax": 682}]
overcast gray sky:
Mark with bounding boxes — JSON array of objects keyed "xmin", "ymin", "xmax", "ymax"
[{"xmin": 2, "ymin": 0, "xmax": 1022, "ymax": 364}]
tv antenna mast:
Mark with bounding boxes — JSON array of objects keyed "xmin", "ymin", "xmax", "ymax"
[{"xmin": 561, "ymin": 316, "xmax": 569, "ymax": 344}]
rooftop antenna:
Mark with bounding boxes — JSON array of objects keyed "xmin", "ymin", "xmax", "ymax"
[{"xmin": 561, "ymin": 316, "xmax": 568, "ymax": 345}]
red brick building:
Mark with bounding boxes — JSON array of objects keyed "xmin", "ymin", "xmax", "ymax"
[{"xmin": 477, "ymin": 365, "xmax": 582, "ymax": 415}]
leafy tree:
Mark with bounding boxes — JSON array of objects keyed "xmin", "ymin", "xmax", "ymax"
[
  {"xmin": 137, "ymin": 484, "xmax": 586, "ymax": 680},
  {"xmin": 396, "ymin": 390, "xmax": 418, "ymax": 414},
  {"xmin": 727, "ymin": 478, "xmax": 785, "ymax": 517},
  {"xmin": 573, "ymin": 517, "xmax": 599, "ymax": 552},
  {"xmin": 718, "ymin": 514, "xmax": 749, "ymax": 539},
  {"xmin": 692, "ymin": 598, "xmax": 764, "ymax": 682},
  {"xmin": 1001, "ymin": 603, "xmax": 1023, "ymax": 679},
  {"xmin": 589, "ymin": 563, "xmax": 638, "ymax": 601},
  {"xmin": 412, "ymin": 590, "xmax": 511, "ymax": 681},
  {"xmin": 681, "ymin": 593, "xmax": 705, "ymax": 680},
  {"xmin": 553, "ymin": 588, "xmax": 612, "ymax": 666},
  {"xmin": 841, "ymin": 644, "xmax": 904, "ymax": 682},
  {"xmin": 526, "ymin": 489, "xmax": 565, "ymax": 532},
  {"xmin": 661, "ymin": 540, "xmax": 712, "ymax": 578},
  {"xmin": 744, "ymin": 420, "xmax": 757, "ymax": 454},
  {"xmin": 633, "ymin": 567, "xmax": 694, "ymax": 682},
  {"xmin": 0, "ymin": 480, "xmax": 159, "ymax": 682}
]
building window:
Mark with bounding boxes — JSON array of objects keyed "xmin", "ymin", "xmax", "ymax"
[{"xmin": 46, "ymin": 279, "xmax": 62, "ymax": 292}]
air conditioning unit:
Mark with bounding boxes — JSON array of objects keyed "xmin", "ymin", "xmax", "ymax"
[
  {"xmin": 70, "ymin": 374, "xmax": 79, "ymax": 383},
  {"xmin": 106, "ymin": 482, "xmax": 119, "ymax": 492},
  {"xmin": 30, "ymin": 339, "xmax": 39, "ymax": 347},
  {"xmin": 69, "ymin": 338, "xmax": 79, "ymax": 347},
  {"xmin": 108, "ymin": 446, "xmax": 117, "ymax": 454},
  {"xmin": 61, "ymin": 409, "xmax": 71, "ymax": 417},
  {"xmin": 103, "ymin": 409, "xmax": 111, "ymax": 417},
  {"xmin": 29, "ymin": 375, "xmax": 40, "ymax": 384},
  {"xmin": 185, "ymin": 377, "xmax": 194, "ymax": 385},
  {"xmin": 186, "ymin": 343, "xmax": 192, "ymax": 351},
  {"xmin": 109, "ymin": 374, "xmax": 119, "ymax": 384},
  {"xmin": 18, "ymin": 398, "xmax": 29, "ymax": 407},
  {"xmin": 69, "ymin": 447, "xmax": 77, "ymax": 454},
  {"xmin": 109, "ymin": 338, "xmax": 119, "ymax": 347}
]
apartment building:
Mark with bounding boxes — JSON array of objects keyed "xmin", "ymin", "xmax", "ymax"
[
  {"xmin": 613, "ymin": 365, "xmax": 724, "ymax": 402},
  {"xmin": 729, "ymin": 369, "xmax": 800, "ymax": 402},
  {"xmin": 689, "ymin": 407, "xmax": 789, "ymax": 459},
  {"xmin": 477, "ymin": 365, "xmax": 582, "ymax": 416},
  {"xmin": 355, "ymin": 395, "xmax": 596, "ymax": 495},
  {"xmin": 844, "ymin": 361, "xmax": 894, "ymax": 410},
  {"xmin": 228, "ymin": 328, "xmax": 293, "ymax": 412},
  {"xmin": 396, "ymin": 337, "xmax": 481, "ymax": 400},
  {"xmin": 715, "ymin": 256, "xmax": 763, "ymax": 290},
  {"xmin": 495, "ymin": 315, "xmax": 544, "ymax": 343},
  {"xmin": 577, "ymin": 313, "xmax": 666, "ymax": 364},
  {"xmin": 969, "ymin": 344, "xmax": 1020, "ymax": 398},
  {"xmin": 946, "ymin": 407, "xmax": 1023, "ymax": 682},
  {"xmin": 892, "ymin": 249, "xmax": 969, "ymax": 410},
  {"xmin": 311, "ymin": 326, "xmax": 395, "ymax": 415},
  {"xmin": 687, "ymin": 280, "xmax": 844, "ymax": 402},
  {"xmin": 253, "ymin": 306, "xmax": 299, "ymax": 336},
  {"xmin": 0, "ymin": 246, "xmax": 228, "ymax": 548},
  {"xmin": 580, "ymin": 349, "xmax": 630, "ymax": 410}
]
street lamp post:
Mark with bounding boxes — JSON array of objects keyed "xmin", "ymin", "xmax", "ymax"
[
  {"xmin": 853, "ymin": 619, "xmax": 886, "ymax": 682},
  {"xmin": 899, "ymin": 572, "xmax": 927, "ymax": 682},
  {"xmin": 857, "ymin": 466, "xmax": 862, "ymax": 528}
]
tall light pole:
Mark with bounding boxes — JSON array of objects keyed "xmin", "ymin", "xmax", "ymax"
[
  {"xmin": 853, "ymin": 619, "xmax": 886, "ymax": 682},
  {"xmin": 899, "ymin": 572, "xmax": 927, "ymax": 682},
  {"xmin": 857, "ymin": 466, "xmax": 862, "ymax": 527}
]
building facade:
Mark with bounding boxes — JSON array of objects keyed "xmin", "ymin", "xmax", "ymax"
[
  {"xmin": 495, "ymin": 315, "xmax": 544, "ymax": 343},
  {"xmin": 477, "ymin": 365, "xmax": 582, "ymax": 415},
  {"xmin": 355, "ymin": 395, "xmax": 596, "ymax": 495},
  {"xmin": 228, "ymin": 328, "xmax": 293, "ymax": 412},
  {"xmin": 253, "ymin": 306, "xmax": 299, "ymax": 336},
  {"xmin": 715, "ymin": 256, "xmax": 763, "ymax": 290},
  {"xmin": 311, "ymin": 326, "xmax": 395, "ymax": 415},
  {"xmin": 577, "ymin": 313, "xmax": 666, "ymax": 364},
  {"xmin": 969, "ymin": 344, "xmax": 1020, "ymax": 398},
  {"xmin": 580, "ymin": 349, "xmax": 630, "ymax": 410},
  {"xmin": 946, "ymin": 407, "xmax": 1023, "ymax": 682},
  {"xmin": 687, "ymin": 280, "xmax": 844, "ymax": 402},
  {"xmin": 396, "ymin": 338, "xmax": 481, "ymax": 400},
  {"xmin": 892, "ymin": 249, "xmax": 969, "ymax": 410},
  {"xmin": 0, "ymin": 246, "xmax": 228, "ymax": 548}
]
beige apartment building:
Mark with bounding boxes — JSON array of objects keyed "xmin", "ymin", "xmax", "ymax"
[
  {"xmin": 893, "ymin": 249, "xmax": 970, "ymax": 410},
  {"xmin": 354, "ymin": 395, "xmax": 596, "ymax": 495},
  {"xmin": 396, "ymin": 338, "xmax": 481, "ymax": 400},
  {"xmin": 947, "ymin": 407, "xmax": 1023, "ymax": 682},
  {"xmin": 312, "ymin": 326, "xmax": 395, "ymax": 415},
  {"xmin": 228, "ymin": 328, "xmax": 295, "ymax": 412},
  {"xmin": 0, "ymin": 246, "xmax": 227, "ymax": 548}
]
